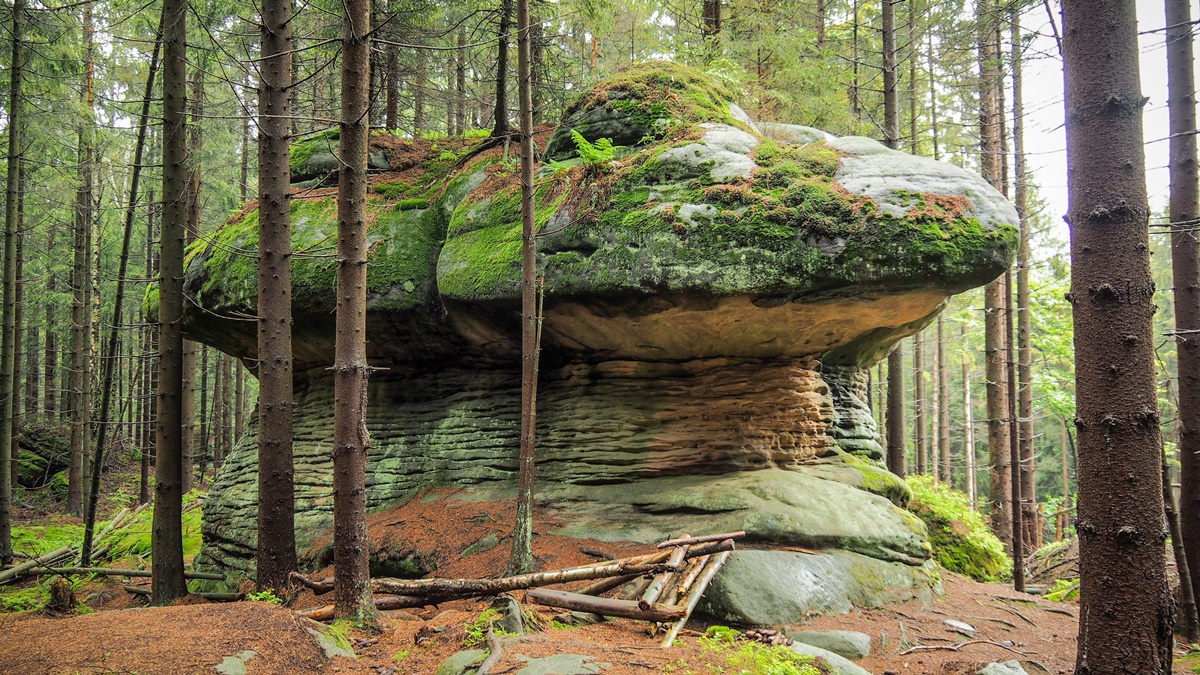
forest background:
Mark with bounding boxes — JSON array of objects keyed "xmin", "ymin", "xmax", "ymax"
[{"xmin": 0, "ymin": 0, "xmax": 1186, "ymax": 559}]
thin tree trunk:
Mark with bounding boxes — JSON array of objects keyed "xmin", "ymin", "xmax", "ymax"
[
  {"xmin": 140, "ymin": 190, "xmax": 157, "ymax": 506},
  {"xmin": 1063, "ymin": 0, "xmax": 1174, "ymax": 669},
  {"xmin": 492, "ymin": 0, "xmax": 513, "ymax": 137},
  {"xmin": 907, "ymin": 0, "xmax": 918, "ymax": 153},
  {"xmin": 333, "ymin": 0, "xmax": 375, "ymax": 620},
  {"xmin": 1059, "ymin": 418, "xmax": 1069, "ymax": 538},
  {"xmin": 0, "ymin": 0, "xmax": 22, "ymax": 562},
  {"xmin": 181, "ymin": 62, "xmax": 205, "ymax": 496},
  {"xmin": 234, "ymin": 360, "xmax": 244, "ymax": 442},
  {"xmin": 1165, "ymin": 444, "xmax": 1199, "ymax": 641},
  {"xmin": 1011, "ymin": 6, "xmax": 1037, "ymax": 552},
  {"xmin": 456, "ymin": 29, "xmax": 468, "ymax": 134},
  {"xmin": 197, "ymin": 347, "xmax": 209, "ymax": 484},
  {"xmin": 887, "ymin": 351, "xmax": 906, "ymax": 476},
  {"xmin": 702, "ymin": 0, "xmax": 721, "ymax": 37},
  {"xmin": 152, "ymin": 0, "xmax": 189, "ymax": 605},
  {"xmin": 1166, "ymin": 0, "xmax": 1200, "ymax": 615},
  {"xmin": 257, "ymin": 0, "xmax": 299, "ymax": 592},
  {"xmin": 882, "ymin": 0, "xmax": 898, "ymax": 148},
  {"xmin": 963, "ymin": 323, "xmax": 976, "ymax": 509},
  {"xmin": 1005, "ymin": 269, "xmax": 1024, "ymax": 592},
  {"xmin": 11, "ymin": 163, "xmax": 23, "ymax": 492},
  {"xmin": 81, "ymin": 27, "xmax": 160, "ymax": 565},
  {"xmin": 914, "ymin": 333, "xmax": 926, "ymax": 474},
  {"xmin": 43, "ymin": 220, "xmax": 55, "ymax": 418},
  {"xmin": 816, "ymin": 0, "xmax": 825, "ymax": 49},
  {"xmin": 507, "ymin": 0, "xmax": 538, "ymax": 576},
  {"xmin": 385, "ymin": 37, "xmax": 398, "ymax": 131},
  {"xmin": 220, "ymin": 354, "xmax": 231, "ymax": 466},
  {"xmin": 978, "ymin": 0, "xmax": 1011, "ymax": 547},
  {"xmin": 938, "ymin": 315, "xmax": 950, "ymax": 483},
  {"xmin": 413, "ymin": 50, "xmax": 426, "ymax": 135}
]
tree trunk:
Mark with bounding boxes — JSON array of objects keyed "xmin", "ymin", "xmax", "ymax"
[
  {"xmin": 257, "ymin": 0, "xmax": 299, "ymax": 593},
  {"xmin": 816, "ymin": 0, "xmax": 825, "ymax": 49},
  {"xmin": 234, "ymin": 359, "xmax": 244, "ymax": 442},
  {"xmin": 1063, "ymin": 0, "xmax": 1174, "ymax": 669},
  {"xmin": 938, "ymin": 315, "xmax": 950, "ymax": 483},
  {"xmin": 0, "ymin": 0, "xmax": 22, "ymax": 563},
  {"xmin": 978, "ymin": 0, "xmax": 1010, "ymax": 547},
  {"xmin": 1166, "ymin": 0, "xmax": 1200, "ymax": 615},
  {"xmin": 882, "ymin": 0, "xmax": 898, "ymax": 148},
  {"xmin": 43, "ymin": 221, "xmax": 56, "ymax": 418},
  {"xmin": 197, "ymin": 348, "xmax": 209, "ymax": 483},
  {"xmin": 456, "ymin": 29, "xmax": 467, "ymax": 134},
  {"xmin": 413, "ymin": 50, "xmax": 426, "ymax": 135},
  {"xmin": 887, "ymin": 350, "xmax": 906, "ymax": 476},
  {"xmin": 385, "ymin": 39, "xmax": 398, "ymax": 132},
  {"xmin": 80, "ymin": 27, "xmax": 160, "ymax": 565},
  {"xmin": 702, "ymin": 0, "xmax": 721, "ymax": 38},
  {"xmin": 10, "ymin": 163, "xmax": 23, "ymax": 493},
  {"xmin": 333, "ymin": 0, "xmax": 376, "ymax": 620},
  {"xmin": 181, "ymin": 62, "xmax": 205, "ymax": 496},
  {"xmin": 963, "ymin": 323, "xmax": 976, "ymax": 509},
  {"xmin": 1005, "ymin": 269, "xmax": 1024, "ymax": 591},
  {"xmin": 1011, "ymin": 6, "xmax": 1037, "ymax": 552},
  {"xmin": 914, "ymin": 333, "xmax": 926, "ymax": 474},
  {"xmin": 506, "ymin": 0, "xmax": 539, "ymax": 576},
  {"xmin": 492, "ymin": 0, "xmax": 513, "ymax": 137},
  {"xmin": 140, "ymin": 191, "xmax": 157, "ymax": 506},
  {"xmin": 152, "ymin": 0, "xmax": 189, "ymax": 605}
]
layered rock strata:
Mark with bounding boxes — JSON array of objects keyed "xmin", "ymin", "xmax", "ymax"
[{"xmin": 180, "ymin": 62, "xmax": 1018, "ymax": 622}]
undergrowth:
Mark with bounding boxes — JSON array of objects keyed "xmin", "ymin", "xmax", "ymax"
[
  {"xmin": 905, "ymin": 475, "xmax": 1011, "ymax": 582},
  {"xmin": 463, "ymin": 608, "xmax": 517, "ymax": 647},
  {"xmin": 693, "ymin": 626, "xmax": 827, "ymax": 675}
]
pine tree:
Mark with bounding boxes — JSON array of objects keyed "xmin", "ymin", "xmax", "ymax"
[{"xmin": 1063, "ymin": 0, "xmax": 1173, "ymax": 669}]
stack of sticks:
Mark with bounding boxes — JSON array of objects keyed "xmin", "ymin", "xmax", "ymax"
[{"xmin": 293, "ymin": 531, "xmax": 742, "ymax": 647}]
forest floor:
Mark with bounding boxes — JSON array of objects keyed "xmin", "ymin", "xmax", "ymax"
[{"xmin": 1, "ymin": 488, "xmax": 1196, "ymax": 674}]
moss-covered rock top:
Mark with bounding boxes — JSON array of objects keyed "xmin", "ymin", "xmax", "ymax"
[
  {"xmin": 905, "ymin": 475, "xmax": 1012, "ymax": 582},
  {"xmin": 180, "ymin": 61, "xmax": 1016, "ymax": 371}
]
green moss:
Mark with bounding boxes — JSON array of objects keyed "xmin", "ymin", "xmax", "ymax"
[
  {"xmin": 1045, "ymin": 578, "xmax": 1079, "ymax": 602},
  {"xmin": 11, "ymin": 522, "xmax": 83, "ymax": 557},
  {"xmin": 564, "ymin": 61, "xmax": 737, "ymax": 128},
  {"xmin": 290, "ymin": 130, "xmax": 340, "ymax": 175},
  {"xmin": 106, "ymin": 490, "xmax": 205, "ymax": 562},
  {"xmin": 396, "ymin": 198, "xmax": 429, "ymax": 211},
  {"xmin": 0, "ymin": 577, "xmax": 92, "ymax": 614},
  {"xmin": 697, "ymin": 626, "xmax": 826, "ymax": 675},
  {"xmin": 374, "ymin": 180, "xmax": 412, "ymax": 200},
  {"xmin": 905, "ymin": 475, "xmax": 1011, "ymax": 582}
]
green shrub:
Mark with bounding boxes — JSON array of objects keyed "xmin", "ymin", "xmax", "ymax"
[
  {"xmin": 570, "ymin": 130, "xmax": 615, "ymax": 174},
  {"xmin": 905, "ymin": 475, "xmax": 1011, "ymax": 582},
  {"xmin": 699, "ymin": 627, "xmax": 825, "ymax": 675}
]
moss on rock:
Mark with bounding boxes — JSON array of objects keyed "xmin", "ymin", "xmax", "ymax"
[{"xmin": 905, "ymin": 475, "xmax": 1011, "ymax": 582}]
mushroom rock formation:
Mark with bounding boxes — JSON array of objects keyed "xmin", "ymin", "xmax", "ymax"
[{"xmin": 180, "ymin": 61, "xmax": 1017, "ymax": 624}]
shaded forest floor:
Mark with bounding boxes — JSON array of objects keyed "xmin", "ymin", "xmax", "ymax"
[{"xmin": 2, "ymin": 488, "xmax": 1196, "ymax": 674}]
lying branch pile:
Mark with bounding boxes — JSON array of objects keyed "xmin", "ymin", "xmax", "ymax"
[{"xmin": 293, "ymin": 531, "xmax": 742, "ymax": 645}]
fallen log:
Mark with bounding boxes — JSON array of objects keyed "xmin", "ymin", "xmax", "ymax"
[
  {"xmin": 657, "ymin": 531, "xmax": 745, "ymax": 549},
  {"xmin": 371, "ymin": 561, "xmax": 674, "ymax": 598},
  {"xmin": 0, "ymin": 546, "xmax": 74, "ymax": 584},
  {"xmin": 640, "ymin": 545, "xmax": 688, "ymax": 610},
  {"xmin": 25, "ymin": 566, "xmax": 225, "ymax": 581},
  {"xmin": 296, "ymin": 594, "xmax": 435, "ymax": 621},
  {"xmin": 527, "ymin": 588, "xmax": 686, "ymax": 622},
  {"xmin": 660, "ymin": 550, "xmax": 732, "ymax": 648}
]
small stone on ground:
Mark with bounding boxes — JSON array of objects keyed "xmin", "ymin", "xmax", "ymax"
[
  {"xmin": 435, "ymin": 649, "xmax": 488, "ymax": 675},
  {"xmin": 787, "ymin": 629, "xmax": 872, "ymax": 660},
  {"xmin": 789, "ymin": 641, "xmax": 873, "ymax": 675},
  {"xmin": 977, "ymin": 662, "xmax": 1029, "ymax": 675},
  {"xmin": 515, "ymin": 653, "xmax": 610, "ymax": 674}
]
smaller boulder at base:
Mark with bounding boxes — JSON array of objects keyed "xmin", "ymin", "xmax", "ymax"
[
  {"xmin": 788, "ymin": 642, "xmax": 873, "ymax": 675},
  {"xmin": 787, "ymin": 629, "xmax": 872, "ymax": 660}
]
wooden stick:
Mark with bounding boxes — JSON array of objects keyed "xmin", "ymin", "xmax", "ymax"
[
  {"xmin": 657, "ymin": 531, "xmax": 745, "ymax": 549},
  {"xmin": 527, "ymin": 588, "xmax": 686, "ymax": 622},
  {"xmin": 663, "ymin": 557, "xmax": 706, "ymax": 606},
  {"xmin": 0, "ymin": 546, "xmax": 74, "ymax": 584},
  {"xmin": 25, "ymin": 566, "xmax": 224, "ymax": 580},
  {"xmin": 296, "ymin": 593, "xmax": 437, "ymax": 621},
  {"xmin": 370, "ymin": 560, "xmax": 674, "ymax": 598},
  {"xmin": 660, "ymin": 550, "xmax": 731, "ymax": 648},
  {"xmin": 640, "ymin": 545, "xmax": 688, "ymax": 610}
]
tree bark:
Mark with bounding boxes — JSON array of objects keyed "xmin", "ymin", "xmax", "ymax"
[
  {"xmin": 881, "ymin": 0, "xmax": 899, "ymax": 148},
  {"xmin": 456, "ymin": 28, "xmax": 468, "ymax": 134},
  {"xmin": 978, "ymin": 0, "xmax": 1011, "ymax": 547},
  {"xmin": 506, "ymin": 0, "xmax": 539, "ymax": 576},
  {"xmin": 152, "ymin": 0, "xmax": 189, "ymax": 605},
  {"xmin": 43, "ymin": 221, "xmax": 55, "ymax": 418},
  {"xmin": 1063, "ymin": 0, "xmax": 1174, "ymax": 670},
  {"xmin": 256, "ymin": 0, "xmax": 299, "ymax": 593},
  {"xmin": 887, "ymin": 349, "xmax": 906, "ymax": 476},
  {"xmin": 333, "ymin": 0, "xmax": 375, "ymax": 621},
  {"xmin": 963, "ymin": 323, "xmax": 976, "ymax": 509},
  {"xmin": 914, "ymin": 333, "xmax": 926, "ymax": 474},
  {"xmin": 413, "ymin": 50, "xmax": 426, "ymax": 135},
  {"xmin": 0, "ymin": 0, "xmax": 23, "ymax": 564},
  {"xmin": 10, "ymin": 163, "xmax": 23, "ymax": 492},
  {"xmin": 938, "ymin": 315, "xmax": 950, "ymax": 483},
  {"xmin": 1166, "ymin": 0, "xmax": 1200, "ymax": 616},
  {"xmin": 181, "ymin": 62, "xmax": 205, "ymax": 495},
  {"xmin": 1011, "ymin": 6, "xmax": 1037, "ymax": 551},
  {"xmin": 492, "ymin": 0, "xmax": 513, "ymax": 137}
]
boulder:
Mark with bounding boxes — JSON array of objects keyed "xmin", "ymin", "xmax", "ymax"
[
  {"xmin": 787, "ymin": 630, "xmax": 872, "ymax": 660},
  {"xmin": 699, "ymin": 550, "xmax": 936, "ymax": 626},
  {"xmin": 788, "ymin": 641, "xmax": 874, "ymax": 675},
  {"xmin": 977, "ymin": 662, "xmax": 1030, "ymax": 675},
  {"xmin": 178, "ymin": 62, "xmax": 1017, "ymax": 618},
  {"xmin": 435, "ymin": 649, "xmax": 488, "ymax": 675}
]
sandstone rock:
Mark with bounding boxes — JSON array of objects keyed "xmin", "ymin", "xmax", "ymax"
[
  {"xmin": 514, "ymin": 653, "xmax": 610, "ymax": 675},
  {"xmin": 179, "ymin": 62, "xmax": 1017, "ymax": 616},
  {"xmin": 789, "ymin": 641, "xmax": 874, "ymax": 675},
  {"xmin": 435, "ymin": 649, "xmax": 488, "ymax": 675},
  {"xmin": 977, "ymin": 662, "xmax": 1029, "ymax": 675},
  {"xmin": 787, "ymin": 630, "xmax": 872, "ymax": 660},
  {"xmin": 699, "ymin": 550, "xmax": 937, "ymax": 626}
]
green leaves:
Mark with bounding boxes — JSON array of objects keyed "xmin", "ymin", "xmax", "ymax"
[{"xmin": 569, "ymin": 129, "xmax": 615, "ymax": 173}]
